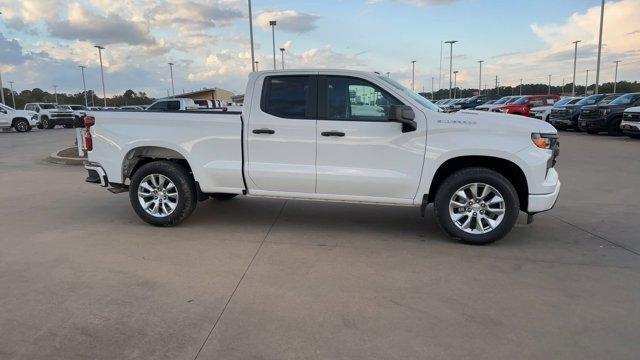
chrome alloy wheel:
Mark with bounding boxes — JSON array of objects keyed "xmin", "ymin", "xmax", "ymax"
[
  {"xmin": 449, "ymin": 183, "xmax": 506, "ymax": 234},
  {"xmin": 138, "ymin": 174, "xmax": 179, "ymax": 217}
]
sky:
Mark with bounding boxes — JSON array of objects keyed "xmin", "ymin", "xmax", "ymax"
[{"xmin": 0, "ymin": 0, "xmax": 639, "ymax": 98}]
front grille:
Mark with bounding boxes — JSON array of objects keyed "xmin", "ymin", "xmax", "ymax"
[
  {"xmin": 51, "ymin": 113, "xmax": 74, "ymax": 118},
  {"xmin": 580, "ymin": 109, "xmax": 601, "ymax": 120},
  {"xmin": 623, "ymin": 113, "xmax": 640, "ymax": 122}
]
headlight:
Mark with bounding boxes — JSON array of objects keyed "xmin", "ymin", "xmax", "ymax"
[{"xmin": 531, "ymin": 132, "xmax": 558, "ymax": 150}]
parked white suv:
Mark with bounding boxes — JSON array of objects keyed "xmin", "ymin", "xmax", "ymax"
[
  {"xmin": 83, "ymin": 69, "xmax": 560, "ymax": 245},
  {"xmin": 145, "ymin": 98, "xmax": 199, "ymax": 111},
  {"xmin": 0, "ymin": 103, "xmax": 38, "ymax": 132},
  {"xmin": 24, "ymin": 103, "xmax": 75, "ymax": 129},
  {"xmin": 621, "ymin": 106, "xmax": 640, "ymax": 139}
]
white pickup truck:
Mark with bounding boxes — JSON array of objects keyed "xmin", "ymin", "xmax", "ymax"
[{"xmin": 84, "ymin": 70, "xmax": 561, "ymax": 244}]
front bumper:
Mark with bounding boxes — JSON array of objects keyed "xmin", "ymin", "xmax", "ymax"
[
  {"xmin": 51, "ymin": 116, "xmax": 76, "ymax": 126},
  {"xmin": 528, "ymin": 168, "xmax": 561, "ymax": 213},
  {"xmin": 84, "ymin": 163, "xmax": 108, "ymax": 187},
  {"xmin": 579, "ymin": 116, "xmax": 606, "ymax": 131},
  {"xmin": 621, "ymin": 122, "xmax": 640, "ymax": 135}
]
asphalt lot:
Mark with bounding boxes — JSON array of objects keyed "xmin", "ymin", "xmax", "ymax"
[{"xmin": 1, "ymin": 128, "xmax": 639, "ymax": 360}]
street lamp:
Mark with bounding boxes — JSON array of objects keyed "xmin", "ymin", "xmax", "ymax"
[
  {"xmin": 248, "ymin": 0, "xmax": 256, "ymax": 72},
  {"xmin": 613, "ymin": 60, "xmax": 621, "ymax": 93},
  {"xmin": 594, "ymin": 0, "xmax": 605, "ymax": 94},
  {"xmin": 94, "ymin": 45, "xmax": 107, "ymax": 107},
  {"xmin": 571, "ymin": 40, "xmax": 581, "ymax": 96},
  {"xmin": 79, "ymin": 66, "xmax": 88, "ymax": 107},
  {"xmin": 0, "ymin": 68, "xmax": 4, "ymax": 105},
  {"xmin": 269, "ymin": 20, "xmax": 277, "ymax": 70},
  {"xmin": 585, "ymin": 69, "xmax": 591, "ymax": 95},
  {"xmin": 9, "ymin": 81, "xmax": 15, "ymax": 108},
  {"xmin": 168, "ymin": 62, "xmax": 175, "ymax": 97},
  {"xmin": 444, "ymin": 40, "xmax": 458, "ymax": 99},
  {"xmin": 519, "ymin": 78, "xmax": 523, "ymax": 95},
  {"xmin": 255, "ymin": 61, "xmax": 259, "ymax": 71},
  {"xmin": 53, "ymin": 85, "xmax": 58, "ymax": 104},
  {"xmin": 411, "ymin": 60, "xmax": 416, "ymax": 91},
  {"xmin": 438, "ymin": 41, "xmax": 443, "ymax": 92},
  {"xmin": 453, "ymin": 70, "xmax": 459, "ymax": 99},
  {"xmin": 477, "ymin": 60, "xmax": 484, "ymax": 95},
  {"xmin": 431, "ymin": 77, "xmax": 435, "ymax": 100},
  {"xmin": 280, "ymin": 48, "xmax": 286, "ymax": 70},
  {"xmin": 548, "ymin": 74, "xmax": 552, "ymax": 95},
  {"xmin": 386, "ymin": 72, "xmax": 390, "ymax": 78}
]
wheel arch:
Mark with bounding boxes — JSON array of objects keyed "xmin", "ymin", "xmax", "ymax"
[
  {"xmin": 11, "ymin": 117, "xmax": 28, "ymax": 127},
  {"xmin": 426, "ymin": 155, "xmax": 529, "ymax": 212},
  {"xmin": 122, "ymin": 146, "xmax": 193, "ymax": 183}
]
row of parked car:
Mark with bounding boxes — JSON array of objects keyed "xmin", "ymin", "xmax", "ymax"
[
  {"xmin": 435, "ymin": 92, "xmax": 640, "ymax": 139},
  {"xmin": 0, "ymin": 98, "xmax": 243, "ymax": 132}
]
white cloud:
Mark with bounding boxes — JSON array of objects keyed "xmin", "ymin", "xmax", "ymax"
[{"xmin": 255, "ymin": 10, "xmax": 321, "ymax": 33}]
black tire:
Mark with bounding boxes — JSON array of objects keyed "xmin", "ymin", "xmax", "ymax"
[
  {"xmin": 41, "ymin": 117, "xmax": 55, "ymax": 129},
  {"xmin": 211, "ymin": 193, "xmax": 238, "ymax": 201},
  {"xmin": 433, "ymin": 167, "xmax": 520, "ymax": 245},
  {"xmin": 37, "ymin": 123, "xmax": 44, "ymax": 129},
  {"xmin": 606, "ymin": 117, "xmax": 623, "ymax": 136},
  {"xmin": 129, "ymin": 161, "xmax": 197, "ymax": 226},
  {"xmin": 13, "ymin": 118, "xmax": 30, "ymax": 133}
]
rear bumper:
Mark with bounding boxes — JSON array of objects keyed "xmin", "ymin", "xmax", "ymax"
[
  {"xmin": 527, "ymin": 168, "xmax": 561, "ymax": 213},
  {"xmin": 84, "ymin": 163, "xmax": 108, "ymax": 187}
]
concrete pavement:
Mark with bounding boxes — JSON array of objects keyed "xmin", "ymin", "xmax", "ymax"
[{"xmin": 0, "ymin": 128, "xmax": 639, "ymax": 359}]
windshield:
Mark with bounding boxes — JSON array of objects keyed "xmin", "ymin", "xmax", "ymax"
[
  {"xmin": 610, "ymin": 93, "xmax": 640, "ymax": 105},
  {"xmin": 378, "ymin": 76, "xmax": 440, "ymax": 112},
  {"xmin": 40, "ymin": 104, "xmax": 56, "ymax": 109},
  {"xmin": 552, "ymin": 98, "xmax": 573, "ymax": 107},
  {"xmin": 576, "ymin": 94, "xmax": 604, "ymax": 106},
  {"xmin": 567, "ymin": 98, "xmax": 582, "ymax": 105},
  {"xmin": 58, "ymin": 105, "xmax": 71, "ymax": 110},
  {"xmin": 0, "ymin": 103, "xmax": 14, "ymax": 111},
  {"xmin": 494, "ymin": 96, "xmax": 511, "ymax": 105},
  {"xmin": 506, "ymin": 97, "xmax": 521, "ymax": 104},
  {"xmin": 70, "ymin": 105, "xmax": 86, "ymax": 110},
  {"xmin": 598, "ymin": 95, "xmax": 620, "ymax": 105},
  {"xmin": 512, "ymin": 97, "xmax": 530, "ymax": 105}
]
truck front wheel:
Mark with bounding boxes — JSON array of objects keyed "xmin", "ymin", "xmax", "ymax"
[
  {"xmin": 433, "ymin": 168, "xmax": 520, "ymax": 245},
  {"xmin": 129, "ymin": 161, "xmax": 197, "ymax": 226}
]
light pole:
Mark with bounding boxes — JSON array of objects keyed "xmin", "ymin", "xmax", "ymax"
[
  {"xmin": 548, "ymin": 75, "xmax": 552, "ymax": 95},
  {"xmin": 613, "ymin": 60, "xmax": 621, "ymax": 93},
  {"xmin": 0, "ymin": 69, "xmax": 4, "ymax": 105},
  {"xmin": 595, "ymin": 0, "xmax": 605, "ymax": 94},
  {"xmin": 79, "ymin": 66, "xmax": 88, "ymax": 107},
  {"xmin": 453, "ymin": 70, "xmax": 459, "ymax": 99},
  {"xmin": 431, "ymin": 77, "xmax": 435, "ymax": 100},
  {"xmin": 168, "ymin": 62, "xmax": 175, "ymax": 97},
  {"xmin": 519, "ymin": 78, "xmax": 523, "ymax": 95},
  {"xmin": 9, "ymin": 81, "xmax": 15, "ymax": 108},
  {"xmin": 94, "ymin": 45, "xmax": 107, "ymax": 107},
  {"xmin": 585, "ymin": 69, "xmax": 590, "ymax": 95},
  {"xmin": 269, "ymin": 20, "xmax": 277, "ymax": 70},
  {"xmin": 571, "ymin": 40, "xmax": 581, "ymax": 96},
  {"xmin": 53, "ymin": 85, "xmax": 58, "ymax": 104},
  {"xmin": 280, "ymin": 48, "xmax": 285, "ymax": 70},
  {"xmin": 248, "ymin": 0, "xmax": 256, "ymax": 72},
  {"xmin": 438, "ymin": 40, "xmax": 443, "ymax": 91},
  {"xmin": 255, "ymin": 61, "xmax": 259, "ymax": 71},
  {"xmin": 411, "ymin": 60, "xmax": 416, "ymax": 91},
  {"xmin": 495, "ymin": 76, "xmax": 499, "ymax": 96},
  {"xmin": 444, "ymin": 40, "xmax": 457, "ymax": 99},
  {"xmin": 477, "ymin": 60, "xmax": 484, "ymax": 95},
  {"xmin": 386, "ymin": 72, "xmax": 390, "ymax": 78}
]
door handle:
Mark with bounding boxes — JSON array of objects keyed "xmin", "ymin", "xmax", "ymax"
[
  {"xmin": 252, "ymin": 128, "xmax": 275, "ymax": 134},
  {"xmin": 321, "ymin": 131, "xmax": 345, "ymax": 137}
]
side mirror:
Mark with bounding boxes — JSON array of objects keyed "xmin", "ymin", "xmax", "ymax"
[{"xmin": 389, "ymin": 105, "xmax": 417, "ymax": 133}]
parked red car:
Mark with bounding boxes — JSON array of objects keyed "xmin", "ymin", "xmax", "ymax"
[{"xmin": 492, "ymin": 95, "xmax": 561, "ymax": 117}]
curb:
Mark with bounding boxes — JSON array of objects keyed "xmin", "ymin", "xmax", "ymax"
[{"xmin": 45, "ymin": 147, "xmax": 87, "ymax": 166}]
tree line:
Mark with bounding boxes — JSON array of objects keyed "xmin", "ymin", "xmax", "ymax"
[{"xmin": 0, "ymin": 88, "xmax": 155, "ymax": 109}]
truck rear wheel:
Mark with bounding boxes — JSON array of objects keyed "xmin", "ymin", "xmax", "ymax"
[
  {"xmin": 41, "ymin": 117, "xmax": 55, "ymax": 129},
  {"xmin": 129, "ymin": 161, "xmax": 197, "ymax": 227},
  {"xmin": 433, "ymin": 168, "xmax": 520, "ymax": 245},
  {"xmin": 13, "ymin": 118, "xmax": 31, "ymax": 132}
]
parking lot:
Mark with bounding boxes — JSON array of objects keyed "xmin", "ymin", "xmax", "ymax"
[{"xmin": 1, "ymin": 128, "xmax": 639, "ymax": 359}]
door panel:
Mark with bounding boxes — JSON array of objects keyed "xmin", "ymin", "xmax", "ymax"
[
  {"xmin": 316, "ymin": 120, "xmax": 425, "ymax": 199},
  {"xmin": 247, "ymin": 75, "xmax": 317, "ymax": 193}
]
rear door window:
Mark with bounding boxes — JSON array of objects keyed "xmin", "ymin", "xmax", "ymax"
[
  {"xmin": 261, "ymin": 76, "xmax": 315, "ymax": 118},
  {"xmin": 147, "ymin": 101, "xmax": 168, "ymax": 111}
]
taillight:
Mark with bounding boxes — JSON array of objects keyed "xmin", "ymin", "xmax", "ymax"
[
  {"xmin": 84, "ymin": 115, "xmax": 95, "ymax": 128},
  {"xmin": 84, "ymin": 115, "xmax": 95, "ymax": 151}
]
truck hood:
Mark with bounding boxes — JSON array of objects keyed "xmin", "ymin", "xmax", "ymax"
[{"xmin": 453, "ymin": 110, "xmax": 557, "ymax": 134}]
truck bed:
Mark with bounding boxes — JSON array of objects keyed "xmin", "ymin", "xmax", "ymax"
[{"xmin": 87, "ymin": 110, "xmax": 246, "ymax": 194}]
